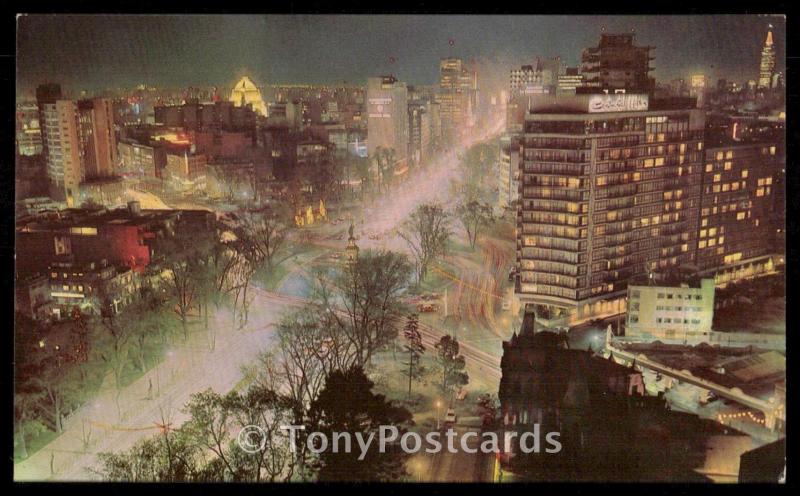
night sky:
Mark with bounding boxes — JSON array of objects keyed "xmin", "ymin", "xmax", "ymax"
[{"xmin": 16, "ymin": 14, "xmax": 785, "ymax": 95}]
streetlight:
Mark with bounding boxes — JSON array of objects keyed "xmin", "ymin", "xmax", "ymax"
[{"xmin": 436, "ymin": 400, "xmax": 442, "ymax": 430}]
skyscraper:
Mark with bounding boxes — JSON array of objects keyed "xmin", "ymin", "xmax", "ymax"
[
  {"xmin": 758, "ymin": 25, "xmax": 776, "ymax": 89},
  {"xmin": 36, "ymin": 83, "xmax": 62, "ymax": 170},
  {"xmin": 77, "ymin": 99, "xmax": 118, "ymax": 179},
  {"xmin": 366, "ymin": 76, "xmax": 409, "ymax": 169},
  {"xmin": 515, "ymin": 93, "xmax": 704, "ymax": 325},
  {"xmin": 580, "ymin": 32, "xmax": 655, "ymax": 93},
  {"xmin": 36, "ymin": 86, "xmax": 118, "ymax": 206},
  {"xmin": 436, "ymin": 58, "xmax": 477, "ymax": 143},
  {"xmin": 510, "ymin": 58, "xmax": 566, "ymax": 97}
]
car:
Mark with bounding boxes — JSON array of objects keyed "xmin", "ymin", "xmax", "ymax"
[
  {"xmin": 444, "ymin": 408, "xmax": 457, "ymax": 427},
  {"xmin": 417, "ymin": 302, "xmax": 439, "ymax": 313}
]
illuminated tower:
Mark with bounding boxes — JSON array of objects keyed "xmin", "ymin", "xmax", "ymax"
[
  {"xmin": 758, "ymin": 26, "xmax": 776, "ymax": 89},
  {"xmin": 229, "ymin": 76, "xmax": 268, "ymax": 116},
  {"xmin": 345, "ymin": 222, "xmax": 359, "ymax": 266}
]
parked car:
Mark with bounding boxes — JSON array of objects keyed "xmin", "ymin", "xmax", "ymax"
[{"xmin": 417, "ymin": 302, "xmax": 439, "ymax": 313}]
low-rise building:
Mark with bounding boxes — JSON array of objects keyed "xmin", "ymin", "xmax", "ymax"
[
  {"xmin": 47, "ymin": 260, "xmax": 139, "ymax": 318},
  {"xmin": 15, "ymin": 273, "xmax": 54, "ymax": 320},
  {"xmin": 625, "ymin": 277, "xmax": 715, "ymax": 343}
]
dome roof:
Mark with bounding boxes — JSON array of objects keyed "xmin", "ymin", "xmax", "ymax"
[
  {"xmin": 230, "ymin": 76, "xmax": 267, "ymax": 116},
  {"xmin": 235, "ymin": 76, "xmax": 259, "ymax": 91}
]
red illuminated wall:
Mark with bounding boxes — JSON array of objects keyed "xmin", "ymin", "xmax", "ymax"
[{"xmin": 16, "ymin": 223, "xmax": 152, "ymax": 277}]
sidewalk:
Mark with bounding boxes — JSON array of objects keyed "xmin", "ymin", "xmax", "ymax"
[{"xmin": 14, "ymin": 301, "xmax": 282, "ymax": 481}]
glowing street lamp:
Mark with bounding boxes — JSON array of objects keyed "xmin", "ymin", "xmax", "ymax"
[{"xmin": 436, "ymin": 400, "xmax": 442, "ymax": 430}]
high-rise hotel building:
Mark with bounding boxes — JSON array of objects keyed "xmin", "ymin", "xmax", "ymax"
[
  {"xmin": 36, "ymin": 84, "xmax": 118, "ymax": 207},
  {"xmin": 515, "ymin": 93, "xmax": 705, "ymax": 323},
  {"xmin": 697, "ymin": 132, "xmax": 784, "ymax": 285}
]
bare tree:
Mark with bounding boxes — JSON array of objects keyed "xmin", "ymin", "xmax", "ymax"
[
  {"xmin": 239, "ymin": 207, "xmax": 288, "ymax": 272},
  {"xmin": 399, "ymin": 203, "xmax": 451, "ymax": 284},
  {"xmin": 228, "ymin": 385, "xmax": 298, "ymax": 482},
  {"xmin": 455, "ymin": 199, "xmax": 495, "ymax": 250},
  {"xmin": 97, "ymin": 304, "xmax": 136, "ymax": 419},
  {"xmin": 256, "ymin": 311, "xmax": 332, "ymax": 416},
  {"xmin": 313, "ymin": 250, "xmax": 412, "ymax": 368}
]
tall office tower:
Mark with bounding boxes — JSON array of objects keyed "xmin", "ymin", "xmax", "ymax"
[
  {"xmin": 408, "ymin": 101, "xmax": 431, "ymax": 166},
  {"xmin": 510, "ymin": 65, "xmax": 537, "ymax": 96},
  {"xmin": 497, "ymin": 133, "xmax": 521, "ymax": 210},
  {"xmin": 15, "ymin": 102, "xmax": 43, "ymax": 156},
  {"xmin": 366, "ymin": 76, "xmax": 409, "ymax": 168},
  {"xmin": 557, "ymin": 67, "xmax": 584, "ymax": 95},
  {"xmin": 436, "ymin": 58, "xmax": 477, "ymax": 143},
  {"xmin": 580, "ymin": 32, "xmax": 655, "ymax": 93},
  {"xmin": 510, "ymin": 58, "xmax": 565, "ymax": 97},
  {"xmin": 758, "ymin": 26, "xmax": 776, "ymax": 89},
  {"xmin": 40, "ymin": 99, "xmax": 82, "ymax": 206},
  {"xmin": 690, "ymin": 74, "xmax": 707, "ymax": 108},
  {"xmin": 36, "ymin": 88, "xmax": 118, "ymax": 206},
  {"xmin": 77, "ymin": 98, "xmax": 118, "ymax": 179},
  {"xmin": 36, "ymin": 83, "xmax": 63, "ymax": 169},
  {"xmin": 515, "ymin": 93, "xmax": 705, "ymax": 325},
  {"xmin": 697, "ymin": 138, "xmax": 784, "ymax": 284}
]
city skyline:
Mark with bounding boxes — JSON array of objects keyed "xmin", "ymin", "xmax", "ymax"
[
  {"xmin": 13, "ymin": 12, "xmax": 786, "ymax": 484},
  {"xmin": 17, "ymin": 14, "xmax": 785, "ymax": 95}
]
